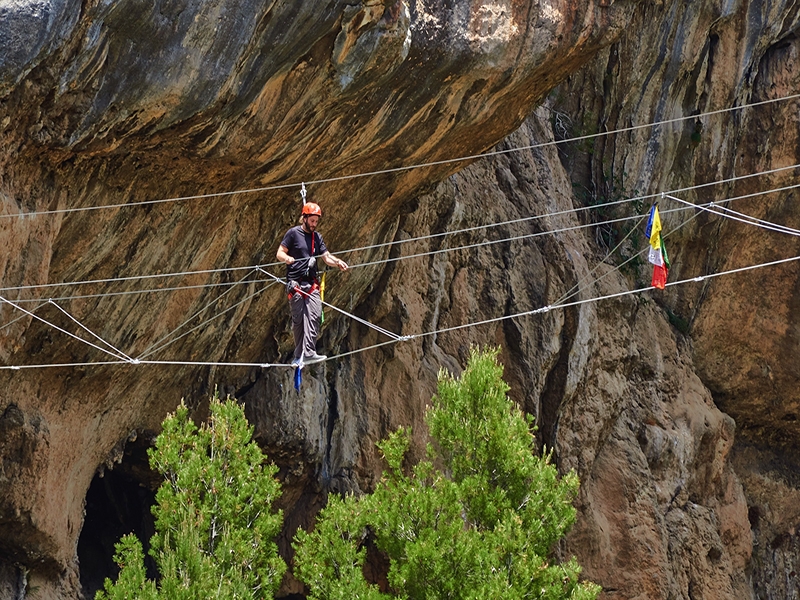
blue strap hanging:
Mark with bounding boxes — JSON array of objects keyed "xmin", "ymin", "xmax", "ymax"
[{"xmin": 294, "ymin": 364, "xmax": 302, "ymax": 391}]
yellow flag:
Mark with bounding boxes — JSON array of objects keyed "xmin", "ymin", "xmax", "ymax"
[
  {"xmin": 319, "ymin": 271, "xmax": 326, "ymax": 324},
  {"xmin": 649, "ymin": 206, "xmax": 662, "ymax": 250}
]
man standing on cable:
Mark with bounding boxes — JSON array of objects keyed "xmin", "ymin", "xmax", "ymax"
[{"xmin": 276, "ymin": 202, "xmax": 348, "ymax": 367}]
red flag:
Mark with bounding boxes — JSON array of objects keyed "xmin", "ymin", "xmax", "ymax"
[{"xmin": 652, "ymin": 264, "xmax": 668, "ymax": 289}]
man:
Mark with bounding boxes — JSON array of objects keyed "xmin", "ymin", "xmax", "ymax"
[{"xmin": 276, "ymin": 202, "xmax": 348, "ymax": 367}]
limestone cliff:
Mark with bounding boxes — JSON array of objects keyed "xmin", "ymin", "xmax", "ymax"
[{"xmin": 0, "ymin": 0, "xmax": 798, "ymax": 598}]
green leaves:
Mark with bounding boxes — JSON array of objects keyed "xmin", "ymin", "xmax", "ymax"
[
  {"xmin": 294, "ymin": 347, "xmax": 600, "ymax": 600},
  {"xmin": 97, "ymin": 393, "xmax": 286, "ymax": 600}
]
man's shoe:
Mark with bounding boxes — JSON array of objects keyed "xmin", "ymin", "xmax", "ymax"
[
  {"xmin": 303, "ymin": 352, "xmax": 327, "ymax": 364},
  {"xmin": 291, "ymin": 357, "xmax": 303, "ymax": 368}
]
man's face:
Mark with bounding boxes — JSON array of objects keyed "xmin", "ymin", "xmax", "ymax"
[{"xmin": 305, "ymin": 215, "xmax": 320, "ymax": 231}]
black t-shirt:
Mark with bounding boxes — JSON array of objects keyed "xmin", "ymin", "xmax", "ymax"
[{"xmin": 280, "ymin": 225, "xmax": 328, "ymax": 283}]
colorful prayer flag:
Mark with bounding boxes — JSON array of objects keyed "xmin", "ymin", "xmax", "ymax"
[
  {"xmin": 646, "ymin": 205, "xmax": 662, "ymax": 250},
  {"xmin": 652, "ymin": 263, "xmax": 668, "ymax": 289},
  {"xmin": 645, "ymin": 204, "xmax": 669, "ymax": 289},
  {"xmin": 645, "ymin": 204, "xmax": 655, "ymax": 239}
]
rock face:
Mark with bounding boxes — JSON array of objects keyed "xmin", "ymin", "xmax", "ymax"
[{"xmin": 0, "ymin": 0, "xmax": 799, "ymax": 598}]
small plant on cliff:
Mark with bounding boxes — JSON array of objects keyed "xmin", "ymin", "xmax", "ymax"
[
  {"xmin": 96, "ymin": 393, "xmax": 286, "ymax": 600},
  {"xmin": 294, "ymin": 347, "xmax": 600, "ymax": 600}
]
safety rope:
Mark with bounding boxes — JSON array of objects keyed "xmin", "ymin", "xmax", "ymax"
[{"xmin": 256, "ymin": 267, "xmax": 402, "ymax": 341}]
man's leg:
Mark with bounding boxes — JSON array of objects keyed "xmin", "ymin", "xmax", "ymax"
[
  {"xmin": 303, "ymin": 289, "xmax": 322, "ymax": 357},
  {"xmin": 289, "ymin": 293, "xmax": 306, "ymax": 360}
]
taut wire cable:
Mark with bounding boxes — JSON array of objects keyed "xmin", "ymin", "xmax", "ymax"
[
  {"xmin": 395, "ymin": 253, "xmax": 800, "ymax": 341},
  {"xmin": 338, "ymin": 163, "xmax": 800, "ymax": 258},
  {"xmin": 0, "ymin": 296, "xmax": 134, "ymax": 362},
  {"xmin": 135, "ymin": 267, "xmax": 262, "ymax": 359},
  {"xmin": 4, "ymin": 250, "xmax": 798, "ymax": 370},
  {"xmin": 665, "ymin": 194, "xmax": 800, "ymax": 237},
  {"xmin": 1, "ymin": 162, "xmax": 798, "ymax": 297},
  {"xmin": 137, "ymin": 279, "xmax": 280, "ymax": 360},
  {"xmin": 1, "ymin": 94, "xmax": 798, "ymax": 221},
  {"xmin": 0, "ymin": 301, "xmax": 47, "ymax": 333},
  {"xmin": 48, "ymin": 300, "xmax": 134, "ymax": 362},
  {"xmin": 7, "ymin": 277, "xmax": 279, "ymax": 304}
]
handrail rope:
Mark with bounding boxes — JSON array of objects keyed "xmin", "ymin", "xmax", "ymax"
[
  {"xmin": 0, "ymin": 264, "xmax": 262, "ymax": 293},
  {"xmin": 2, "ymin": 93, "xmax": 798, "ymax": 221},
  {"xmin": 337, "ymin": 163, "xmax": 800, "ymax": 257},
  {"xmin": 349, "ymin": 181, "xmax": 800, "ymax": 269},
  {"xmin": 2, "ymin": 163, "xmax": 799, "ymax": 296},
  {"xmin": 8, "ymin": 276, "xmax": 277, "ymax": 304}
]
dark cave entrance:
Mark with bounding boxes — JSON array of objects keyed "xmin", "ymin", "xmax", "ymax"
[{"xmin": 77, "ymin": 434, "xmax": 159, "ymax": 599}]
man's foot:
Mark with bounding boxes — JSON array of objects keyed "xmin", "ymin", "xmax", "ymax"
[
  {"xmin": 291, "ymin": 357, "xmax": 303, "ymax": 368},
  {"xmin": 303, "ymin": 352, "xmax": 327, "ymax": 364}
]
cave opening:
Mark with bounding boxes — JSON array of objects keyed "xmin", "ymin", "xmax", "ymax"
[{"xmin": 77, "ymin": 434, "xmax": 159, "ymax": 599}]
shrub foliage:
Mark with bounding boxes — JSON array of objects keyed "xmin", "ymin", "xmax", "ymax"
[
  {"xmin": 97, "ymin": 394, "xmax": 286, "ymax": 600},
  {"xmin": 294, "ymin": 347, "xmax": 600, "ymax": 599}
]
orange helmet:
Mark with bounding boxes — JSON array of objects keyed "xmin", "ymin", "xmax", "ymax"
[{"xmin": 302, "ymin": 202, "xmax": 322, "ymax": 217}]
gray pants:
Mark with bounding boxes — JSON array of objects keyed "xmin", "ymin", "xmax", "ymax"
[{"xmin": 289, "ymin": 282, "xmax": 321, "ymax": 359}]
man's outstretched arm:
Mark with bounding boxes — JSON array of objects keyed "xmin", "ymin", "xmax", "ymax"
[{"xmin": 322, "ymin": 252, "xmax": 348, "ymax": 271}]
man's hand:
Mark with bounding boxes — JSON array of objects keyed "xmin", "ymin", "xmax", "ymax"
[
  {"xmin": 277, "ymin": 245, "xmax": 295, "ymax": 265},
  {"xmin": 322, "ymin": 252, "xmax": 348, "ymax": 271}
]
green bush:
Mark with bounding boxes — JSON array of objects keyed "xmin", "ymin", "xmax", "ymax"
[
  {"xmin": 294, "ymin": 347, "xmax": 600, "ymax": 600},
  {"xmin": 97, "ymin": 393, "xmax": 286, "ymax": 600}
]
